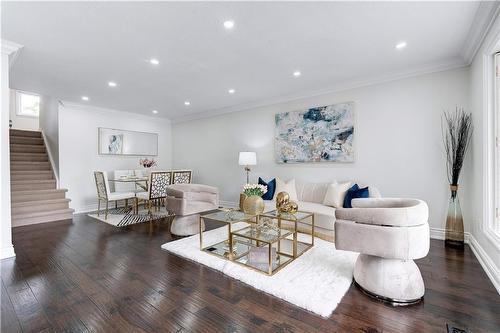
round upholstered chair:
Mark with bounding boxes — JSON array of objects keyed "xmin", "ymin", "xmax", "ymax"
[
  {"xmin": 335, "ymin": 198, "xmax": 430, "ymax": 305},
  {"xmin": 166, "ymin": 184, "xmax": 219, "ymax": 236}
]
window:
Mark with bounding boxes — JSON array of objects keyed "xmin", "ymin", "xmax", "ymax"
[{"xmin": 16, "ymin": 91, "xmax": 40, "ymax": 117}]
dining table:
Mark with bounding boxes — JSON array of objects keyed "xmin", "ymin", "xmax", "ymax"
[{"xmin": 108, "ymin": 176, "xmax": 149, "ymax": 191}]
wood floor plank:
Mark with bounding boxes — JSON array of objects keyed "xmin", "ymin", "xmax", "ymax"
[{"xmin": 1, "ymin": 214, "xmax": 499, "ymax": 333}]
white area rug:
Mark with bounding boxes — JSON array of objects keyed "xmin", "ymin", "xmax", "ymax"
[{"xmin": 161, "ymin": 223, "xmax": 358, "ymax": 317}]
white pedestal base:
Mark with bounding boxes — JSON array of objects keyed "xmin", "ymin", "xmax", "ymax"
[
  {"xmin": 170, "ymin": 214, "xmax": 205, "ymax": 236},
  {"xmin": 354, "ymin": 254, "xmax": 425, "ymax": 304}
]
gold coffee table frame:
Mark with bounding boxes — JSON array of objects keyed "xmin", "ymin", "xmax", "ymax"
[{"xmin": 199, "ymin": 209, "xmax": 315, "ymax": 275}]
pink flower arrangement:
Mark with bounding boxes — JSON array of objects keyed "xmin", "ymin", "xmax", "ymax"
[{"xmin": 139, "ymin": 158, "xmax": 157, "ymax": 168}]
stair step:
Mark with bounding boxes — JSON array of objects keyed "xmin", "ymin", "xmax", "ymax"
[
  {"xmin": 10, "ymin": 161, "xmax": 51, "ymax": 171},
  {"xmin": 11, "ymin": 180, "xmax": 56, "ymax": 191},
  {"xmin": 9, "ymin": 129, "xmax": 42, "ymax": 138},
  {"xmin": 12, "ymin": 208, "xmax": 74, "ymax": 227},
  {"xmin": 10, "ymin": 144, "xmax": 46, "ymax": 153},
  {"xmin": 11, "ymin": 189, "xmax": 68, "ymax": 202},
  {"xmin": 9, "ymin": 136, "xmax": 44, "ymax": 145},
  {"xmin": 10, "ymin": 152, "xmax": 48, "ymax": 162},
  {"xmin": 12, "ymin": 199, "xmax": 71, "ymax": 215},
  {"xmin": 11, "ymin": 171, "xmax": 54, "ymax": 181}
]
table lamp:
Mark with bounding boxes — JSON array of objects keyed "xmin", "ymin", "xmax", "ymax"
[{"xmin": 238, "ymin": 152, "xmax": 257, "ymax": 184}]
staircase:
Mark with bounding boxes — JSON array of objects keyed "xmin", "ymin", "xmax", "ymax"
[{"xmin": 9, "ymin": 129, "xmax": 74, "ymax": 226}]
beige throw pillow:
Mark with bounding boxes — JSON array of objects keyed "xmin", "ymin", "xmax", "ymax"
[
  {"xmin": 273, "ymin": 178, "xmax": 298, "ymax": 201},
  {"xmin": 323, "ymin": 181, "xmax": 352, "ymax": 208}
]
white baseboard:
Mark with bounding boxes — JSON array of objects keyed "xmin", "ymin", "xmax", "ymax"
[
  {"xmin": 0, "ymin": 245, "xmax": 16, "ymax": 260},
  {"xmin": 468, "ymin": 234, "xmax": 500, "ymax": 294},
  {"xmin": 74, "ymin": 204, "xmax": 98, "ymax": 214},
  {"xmin": 429, "ymin": 227, "xmax": 470, "ymax": 243}
]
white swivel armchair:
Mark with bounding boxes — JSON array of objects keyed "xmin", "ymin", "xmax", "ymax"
[
  {"xmin": 166, "ymin": 184, "xmax": 219, "ymax": 236},
  {"xmin": 335, "ymin": 198, "xmax": 430, "ymax": 305}
]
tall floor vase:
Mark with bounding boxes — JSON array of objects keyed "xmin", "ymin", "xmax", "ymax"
[{"xmin": 445, "ymin": 185, "xmax": 464, "ymax": 248}]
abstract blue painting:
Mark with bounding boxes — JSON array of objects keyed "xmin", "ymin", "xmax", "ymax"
[{"xmin": 275, "ymin": 102, "xmax": 354, "ymax": 163}]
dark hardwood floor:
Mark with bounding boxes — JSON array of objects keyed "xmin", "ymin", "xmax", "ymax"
[{"xmin": 1, "ymin": 214, "xmax": 499, "ymax": 333}]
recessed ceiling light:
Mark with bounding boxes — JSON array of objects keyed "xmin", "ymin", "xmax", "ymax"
[
  {"xmin": 152, "ymin": 110, "xmax": 158, "ymax": 114},
  {"xmin": 293, "ymin": 71, "xmax": 301, "ymax": 77},
  {"xmin": 228, "ymin": 89, "xmax": 235, "ymax": 94},
  {"xmin": 150, "ymin": 58, "xmax": 159, "ymax": 65},
  {"xmin": 108, "ymin": 81, "xmax": 117, "ymax": 87},
  {"xmin": 184, "ymin": 101, "xmax": 191, "ymax": 106},
  {"xmin": 395, "ymin": 41, "xmax": 407, "ymax": 50},
  {"xmin": 81, "ymin": 96, "xmax": 89, "ymax": 101},
  {"xmin": 223, "ymin": 20, "xmax": 235, "ymax": 29}
]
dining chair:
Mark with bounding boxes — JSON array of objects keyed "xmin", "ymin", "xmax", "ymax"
[
  {"xmin": 172, "ymin": 170, "xmax": 192, "ymax": 184},
  {"xmin": 136, "ymin": 171, "xmax": 172, "ymax": 214},
  {"xmin": 94, "ymin": 171, "xmax": 137, "ymax": 219}
]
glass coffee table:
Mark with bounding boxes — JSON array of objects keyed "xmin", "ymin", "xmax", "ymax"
[
  {"xmin": 231, "ymin": 225, "xmax": 295, "ymax": 275},
  {"xmin": 259, "ymin": 210, "xmax": 315, "ymax": 258},
  {"xmin": 199, "ymin": 209, "xmax": 315, "ymax": 276},
  {"xmin": 199, "ymin": 209, "xmax": 258, "ymax": 259}
]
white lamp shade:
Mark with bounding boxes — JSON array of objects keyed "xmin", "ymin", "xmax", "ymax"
[{"xmin": 239, "ymin": 152, "xmax": 257, "ymax": 166}]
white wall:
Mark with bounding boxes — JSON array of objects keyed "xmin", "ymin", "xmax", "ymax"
[
  {"xmin": 58, "ymin": 103, "xmax": 172, "ymax": 213},
  {"xmin": 172, "ymin": 68, "xmax": 470, "ymax": 233},
  {"xmin": 9, "ymin": 89, "xmax": 39, "ymax": 130},
  {"xmin": 467, "ymin": 12, "xmax": 500, "ymax": 292},
  {"xmin": 1, "ymin": 42, "xmax": 19, "ymax": 260},
  {"xmin": 39, "ymin": 95, "xmax": 60, "ymax": 179}
]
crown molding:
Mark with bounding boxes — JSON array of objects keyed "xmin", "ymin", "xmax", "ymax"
[
  {"xmin": 60, "ymin": 100, "xmax": 172, "ymax": 123},
  {"xmin": 462, "ymin": 2, "xmax": 500, "ymax": 65},
  {"xmin": 1, "ymin": 39, "xmax": 23, "ymax": 55},
  {"xmin": 171, "ymin": 57, "xmax": 467, "ymax": 124}
]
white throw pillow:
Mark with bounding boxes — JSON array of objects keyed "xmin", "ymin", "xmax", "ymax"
[
  {"xmin": 273, "ymin": 178, "xmax": 298, "ymax": 201},
  {"xmin": 323, "ymin": 181, "xmax": 352, "ymax": 208}
]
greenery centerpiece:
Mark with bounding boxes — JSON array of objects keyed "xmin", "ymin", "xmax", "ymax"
[
  {"xmin": 442, "ymin": 107, "xmax": 473, "ymax": 248},
  {"xmin": 242, "ymin": 184, "xmax": 268, "ymax": 215}
]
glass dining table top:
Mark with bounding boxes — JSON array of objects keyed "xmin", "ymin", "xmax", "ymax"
[{"xmin": 108, "ymin": 177, "xmax": 149, "ymax": 182}]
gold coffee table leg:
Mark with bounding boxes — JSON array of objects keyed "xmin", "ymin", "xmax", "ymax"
[
  {"xmin": 293, "ymin": 220, "xmax": 298, "ymax": 258},
  {"xmin": 268, "ymin": 244, "xmax": 272, "ymax": 275}
]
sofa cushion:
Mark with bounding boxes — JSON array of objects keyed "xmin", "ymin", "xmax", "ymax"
[
  {"xmin": 273, "ymin": 178, "xmax": 298, "ymax": 201},
  {"xmin": 296, "ymin": 182, "xmax": 330, "ymax": 203},
  {"xmin": 323, "ymin": 181, "xmax": 352, "ymax": 208},
  {"xmin": 259, "ymin": 177, "xmax": 276, "ymax": 200},
  {"xmin": 343, "ymin": 184, "xmax": 369, "ymax": 208}
]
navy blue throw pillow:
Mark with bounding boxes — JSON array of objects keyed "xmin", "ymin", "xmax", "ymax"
[
  {"xmin": 343, "ymin": 184, "xmax": 369, "ymax": 208},
  {"xmin": 258, "ymin": 177, "xmax": 276, "ymax": 200}
]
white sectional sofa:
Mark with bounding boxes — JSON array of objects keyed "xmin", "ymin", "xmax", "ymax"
[{"xmin": 262, "ymin": 181, "xmax": 381, "ymax": 242}]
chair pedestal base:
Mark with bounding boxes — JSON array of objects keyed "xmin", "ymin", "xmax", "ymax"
[
  {"xmin": 170, "ymin": 214, "xmax": 205, "ymax": 236},
  {"xmin": 353, "ymin": 254, "xmax": 425, "ymax": 305}
]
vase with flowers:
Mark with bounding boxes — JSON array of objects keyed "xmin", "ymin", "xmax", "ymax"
[
  {"xmin": 242, "ymin": 183, "xmax": 267, "ymax": 215},
  {"xmin": 139, "ymin": 158, "xmax": 157, "ymax": 169},
  {"xmin": 442, "ymin": 107, "xmax": 473, "ymax": 248}
]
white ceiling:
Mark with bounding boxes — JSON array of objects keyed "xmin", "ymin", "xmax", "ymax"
[{"xmin": 1, "ymin": 2, "xmax": 495, "ymax": 121}]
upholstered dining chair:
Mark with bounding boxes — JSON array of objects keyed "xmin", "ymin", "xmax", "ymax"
[
  {"xmin": 136, "ymin": 171, "xmax": 172, "ymax": 214},
  {"xmin": 93, "ymin": 171, "xmax": 137, "ymax": 219}
]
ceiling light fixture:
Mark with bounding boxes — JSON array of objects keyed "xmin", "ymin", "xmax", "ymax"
[
  {"xmin": 184, "ymin": 101, "xmax": 191, "ymax": 106},
  {"xmin": 293, "ymin": 71, "xmax": 301, "ymax": 77},
  {"xmin": 108, "ymin": 81, "xmax": 117, "ymax": 87},
  {"xmin": 223, "ymin": 20, "xmax": 235, "ymax": 29},
  {"xmin": 395, "ymin": 41, "xmax": 407, "ymax": 50},
  {"xmin": 149, "ymin": 58, "xmax": 160, "ymax": 65},
  {"xmin": 228, "ymin": 89, "xmax": 235, "ymax": 94},
  {"xmin": 81, "ymin": 96, "xmax": 89, "ymax": 101},
  {"xmin": 152, "ymin": 110, "xmax": 158, "ymax": 114}
]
